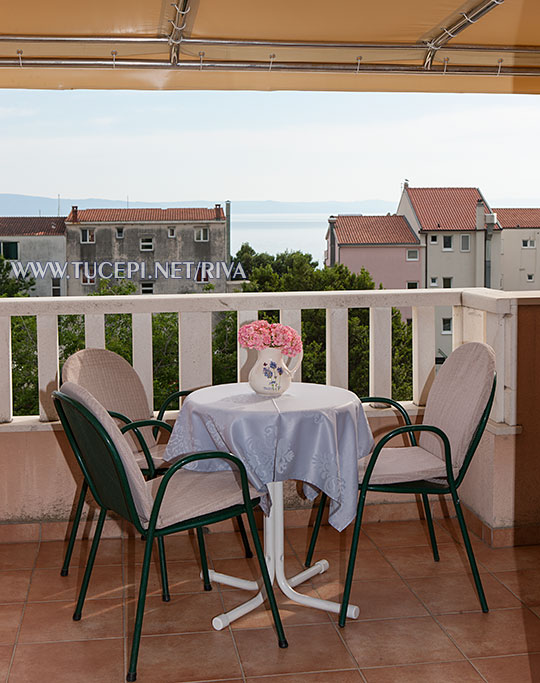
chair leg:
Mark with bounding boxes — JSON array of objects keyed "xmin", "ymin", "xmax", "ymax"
[
  {"xmin": 305, "ymin": 492, "xmax": 328, "ymax": 568},
  {"xmin": 196, "ymin": 527, "xmax": 212, "ymax": 591},
  {"xmin": 422, "ymin": 493, "xmax": 439, "ymax": 562},
  {"xmin": 127, "ymin": 532, "xmax": 155, "ymax": 682},
  {"xmin": 61, "ymin": 479, "xmax": 88, "ymax": 577},
  {"xmin": 339, "ymin": 488, "xmax": 367, "ymax": 628},
  {"xmin": 244, "ymin": 502, "xmax": 288, "ymax": 648},
  {"xmin": 73, "ymin": 507, "xmax": 106, "ymax": 621},
  {"xmin": 452, "ymin": 491, "xmax": 489, "ymax": 613},
  {"xmin": 157, "ymin": 537, "xmax": 170, "ymax": 602},
  {"xmin": 236, "ymin": 515, "xmax": 253, "ymax": 558}
]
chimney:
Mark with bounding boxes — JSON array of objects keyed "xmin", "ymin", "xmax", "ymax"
[
  {"xmin": 71, "ymin": 205, "xmax": 78, "ymax": 223},
  {"xmin": 215, "ymin": 203, "xmax": 222, "ymax": 220},
  {"xmin": 328, "ymin": 216, "xmax": 337, "ymax": 267},
  {"xmin": 475, "ymin": 199, "xmax": 485, "ymax": 230}
]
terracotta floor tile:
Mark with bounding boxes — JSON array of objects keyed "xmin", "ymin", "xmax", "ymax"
[
  {"xmin": 135, "ymin": 631, "xmax": 243, "ymax": 682},
  {"xmin": 407, "ymin": 573, "xmax": 520, "ymax": 614},
  {"xmin": 0, "ymin": 543, "xmax": 38, "ymax": 571},
  {"xmin": 220, "ymin": 587, "xmax": 333, "ymax": 629},
  {"xmin": 234, "ymin": 623, "xmax": 357, "ymax": 677},
  {"xmin": 362, "ymin": 520, "xmax": 455, "ymax": 549},
  {"xmin": 494, "ymin": 568, "xmax": 540, "ymax": 606},
  {"xmin": 0, "ymin": 645, "xmax": 13, "ymax": 680},
  {"xmin": 381, "ymin": 544, "xmax": 488, "ymax": 579},
  {"xmin": 361, "ymin": 660, "xmax": 484, "ymax": 682},
  {"xmin": 125, "ymin": 591, "xmax": 225, "ymax": 635},
  {"xmin": 474, "ymin": 545, "xmax": 540, "ymax": 573},
  {"xmin": 438, "ymin": 608, "xmax": 540, "ymax": 657},
  {"xmin": 246, "ymin": 672, "xmax": 363, "ymax": 682},
  {"xmin": 0, "ymin": 604, "xmax": 24, "ymax": 645},
  {"xmin": 315, "ymin": 577, "xmax": 428, "ymax": 621},
  {"xmin": 211, "ymin": 553, "xmax": 303, "ymax": 590},
  {"xmin": 0, "ymin": 570, "xmax": 32, "ymax": 603},
  {"xmin": 285, "ymin": 526, "xmax": 374, "ymax": 557},
  {"xmin": 123, "ymin": 531, "xmax": 201, "ymax": 564},
  {"xmin": 124, "ymin": 559, "xmax": 208, "ymax": 599},
  {"xmin": 341, "ymin": 616, "xmax": 463, "ymax": 668},
  {"xmin": 471, "ymin": 653, "xmax": 540, "ymax": 682},
  {"xmin": 9, "ymin": 639, "xmax": 124, "ymax": 683},
  {"xmin": 308, "ymin": 549, "xmax": 399, "ymax": 585},
  {"xmin": 18, "ymin": 598, "xmax": 123, "ymax": 643},
  {"xmin": 27, "ymin": 565, "xmax": 124, "ymax": 602},
  {"xmin": 205, "ymin": 530, "xmax": 260, "ymax": 560},
  {"xmin": 35, "ymin": 538, "xmax": 123, "ymax": 569},
  {"xmin": 0, "ymin": 524, "xmax": 39, "ymax": 544}
]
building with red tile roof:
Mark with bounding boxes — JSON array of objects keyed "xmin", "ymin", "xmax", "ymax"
[
  {"xmin": 0, "ymin": 216, "xmax": 65, "ymax": 237},
  {"xmin": 493, "ymin": 208, "xmax": 540, "ymax": 229},
  {"xmin": 66, "ymin": 207, "xmax": 225, "ymax": 223}
]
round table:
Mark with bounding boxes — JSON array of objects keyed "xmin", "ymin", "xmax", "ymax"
[{"xmin": 164, "ymin": 382, "xmax": 374, "ymax": 627}]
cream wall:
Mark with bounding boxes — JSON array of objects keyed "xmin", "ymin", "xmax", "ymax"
[{"xmin": 500, "ymin": 228, "xmax": 540, "ymax": 290}]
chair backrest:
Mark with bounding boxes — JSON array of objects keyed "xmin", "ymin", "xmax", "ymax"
[
  {"xmin": 62, "ymin": 348, "xmax": 155, "ymax": 450},
  {"xmin": 55, "ymin": 382, "xmax": 152, "ymax": 528},
  {"xmin": 419, "ymin": 342, "xmax": 496, "ymax": 470}
]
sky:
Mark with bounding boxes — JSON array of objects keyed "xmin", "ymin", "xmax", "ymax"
[{"xmin": 1, "ymin": 89, "xmax": 540, "ymax": 207}]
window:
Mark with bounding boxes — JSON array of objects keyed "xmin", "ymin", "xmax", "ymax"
[
  {"xmin": 51, "ymin": 278, "xmax": 61, "ymax": 296},
  {"xmin": 406, "ymin": 281, "xmax": 419, "ymax": 289},
  {"xmin": 141, "ymin": 281, "xmax": 154, "ymax": 294},
  {"xmin": 442, "ymin": 277, "xmax": 453, "ymax": 288},
  {"xmin": 167, "ymin": 227, "xmax": 175, "ymax": 238},
  {"xmin": 430, "ymin": 234, "xmax": 438, "ymax": 244},
  {"xmin": 441, "ymin": 317, "xmax": 452, "ymax": 335},
  {"xmin": 527, "ymin": 273, "xmax": 535, "ymax": 282},
  {"xmin": 81, "ymin": 271, "xmax": 96, "ymax": 285},
  {"xmin": 194, "ymin": 227, "xmax": 209, "ymax": 242},
  {"xmin": 442, "ymin": 235, "xmax": 453, "ymax": 251},
  {"xmin": 1, "ymin": 242, "xmax": 18, "ymax": 259},
  {"xmin": 406, "ymin": 249, "xmax": 418, "ymax": 261},
  {"xmin": 460, "ymin": 234, "xmax": 470, "ymax": 252},
  {"xmin": 116, "ymin": 227, "xmax": 124, "ymax": 239},
  {"xmin": 522, "ymin": 239, "xmax": 536, "ymax": 248},
  {"xmin": 140, "ymin": 236, "xmax": 154, "ymax": 252},
  {"xmin": 430, "ymin": 277, "xmax": 438, "ymax": 287},
  {"xmin": 80, "ymin": 228, "xmax": 95, "ymax": 244},
  {"xmin": 194, "ymin": 264, "xmax": 209, "ymax": 282}
]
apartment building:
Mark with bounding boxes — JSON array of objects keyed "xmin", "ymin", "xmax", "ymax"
[
  {"xmin": 65, "ymin": 203, "xmax": 231, "ymax": 295},
  {"xmin": 494, "ymin": 208, "xmax": 540, "ymax": 290},
  {"xmin": 0, "ymin": 216, "xmax": 67, "ymax": 296}
]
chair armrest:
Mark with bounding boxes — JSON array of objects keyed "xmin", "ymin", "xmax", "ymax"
[
  {"xmin": 360, "ymin": 396, "xmax": 416, "ymax": 446},
  {"xmin": 147, "ymin": 451, "xmax": 255, "ymax": 532},
  {"xmin": 121, "ymin": 419, "xmax": 173, "ymax": 478},
  {"xmin": 156, "ymin": 390, "xmax": 193, "ymax": 422},
  {"xmin": 108, "ymin": 410, "xmax": 132, "ymax": 425},
  {"xmin": 361, "ymin": 423, "xmax": 453, "ymax": 491}
]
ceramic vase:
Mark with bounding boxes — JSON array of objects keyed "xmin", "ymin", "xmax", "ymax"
[{"xmin": 248, "ymin": 347, "xmax": 302, "ymax": 396}]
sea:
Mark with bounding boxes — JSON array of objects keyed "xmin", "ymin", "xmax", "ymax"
[{"xmin": 230, "ymin": 212, "xmax": 329, "ymax": 265}]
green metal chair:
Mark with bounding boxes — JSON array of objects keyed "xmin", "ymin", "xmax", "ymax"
[
  {"xmin": 54, "ymin": 381, "xmax": 287, "ymax": 682},
  {"xmin": 304, "ymin": 341, "xmax": 496, "ymax": 627},
  {"xmin": 60, "ymin": 347, "xmax": 252, "ymax": 583}
]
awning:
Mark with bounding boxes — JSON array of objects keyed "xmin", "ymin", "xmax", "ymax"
[{"xmin": 1, "ymin": 0, "xmax": 540, "ymax": 93}]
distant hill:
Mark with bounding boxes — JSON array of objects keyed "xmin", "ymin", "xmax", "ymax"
[{"xmin": 0, "ymin": 194, "xmax": 395, "ymax": 217}]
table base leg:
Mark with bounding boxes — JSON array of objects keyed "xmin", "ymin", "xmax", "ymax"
[{"xmin": 208, "ymin": 482, "xmax": 360, "ymax": 628}]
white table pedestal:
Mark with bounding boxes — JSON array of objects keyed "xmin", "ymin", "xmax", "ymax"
[{"xmin": 208, "ymin": 481, "xmax": 360, "ymax": 629}]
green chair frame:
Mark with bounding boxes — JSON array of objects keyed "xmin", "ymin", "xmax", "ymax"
[
  {"xmin": 54, "ymin": 390, "xmax": 287, "ymax": 682},
  {"xmin": 305, "ymin": 378, "xmax": 496, "ymax": 628},
  {"xmin": 60, "ymin": 387, "xmax": 253, "ymax": 582}
]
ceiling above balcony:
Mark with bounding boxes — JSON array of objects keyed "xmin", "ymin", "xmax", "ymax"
[{"xmin": 1, "ymin": 0, "xmax": 540, "ymax": 93}]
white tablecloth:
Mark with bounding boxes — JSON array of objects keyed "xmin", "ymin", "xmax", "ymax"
[{"xmin": 164, "ymin": 382, "xmax": 373, "ymax": 531}]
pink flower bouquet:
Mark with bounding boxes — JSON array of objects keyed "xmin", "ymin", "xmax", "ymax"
[{"xmin": 238, "ymin": 320, "xmax": 303, "ymax": 358}]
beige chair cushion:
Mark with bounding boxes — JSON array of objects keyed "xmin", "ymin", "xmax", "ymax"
[
  {"xmin": 419, "ymin": 342, "xmax": 495, "ymax": 469},
  {"xmin": 149, "ymin": 470, "xmax": 258, "ymax": 530},
  {"xmin": 60, "ymin": 381, "xmax": 153, "ymax": 526},
  {"xmin": 135, "ymin": 443, "xmax": 169, "ymax": 470},
  {"xmin": 358, "ymin": 446, "xmax": 453, "ymax": 486},
  {"xmin": 62, "ymin": 348, "xmax": 156, "ymax": 452}
]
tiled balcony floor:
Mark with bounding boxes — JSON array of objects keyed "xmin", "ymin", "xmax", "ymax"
[{"xmin": 2, "ymin": 517, "xmax": 540, "ymax": 682}]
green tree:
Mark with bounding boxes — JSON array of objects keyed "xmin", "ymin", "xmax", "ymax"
[{"xmin": 0, "ymin": 256, "xmax": 35, "ymax": 296}]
